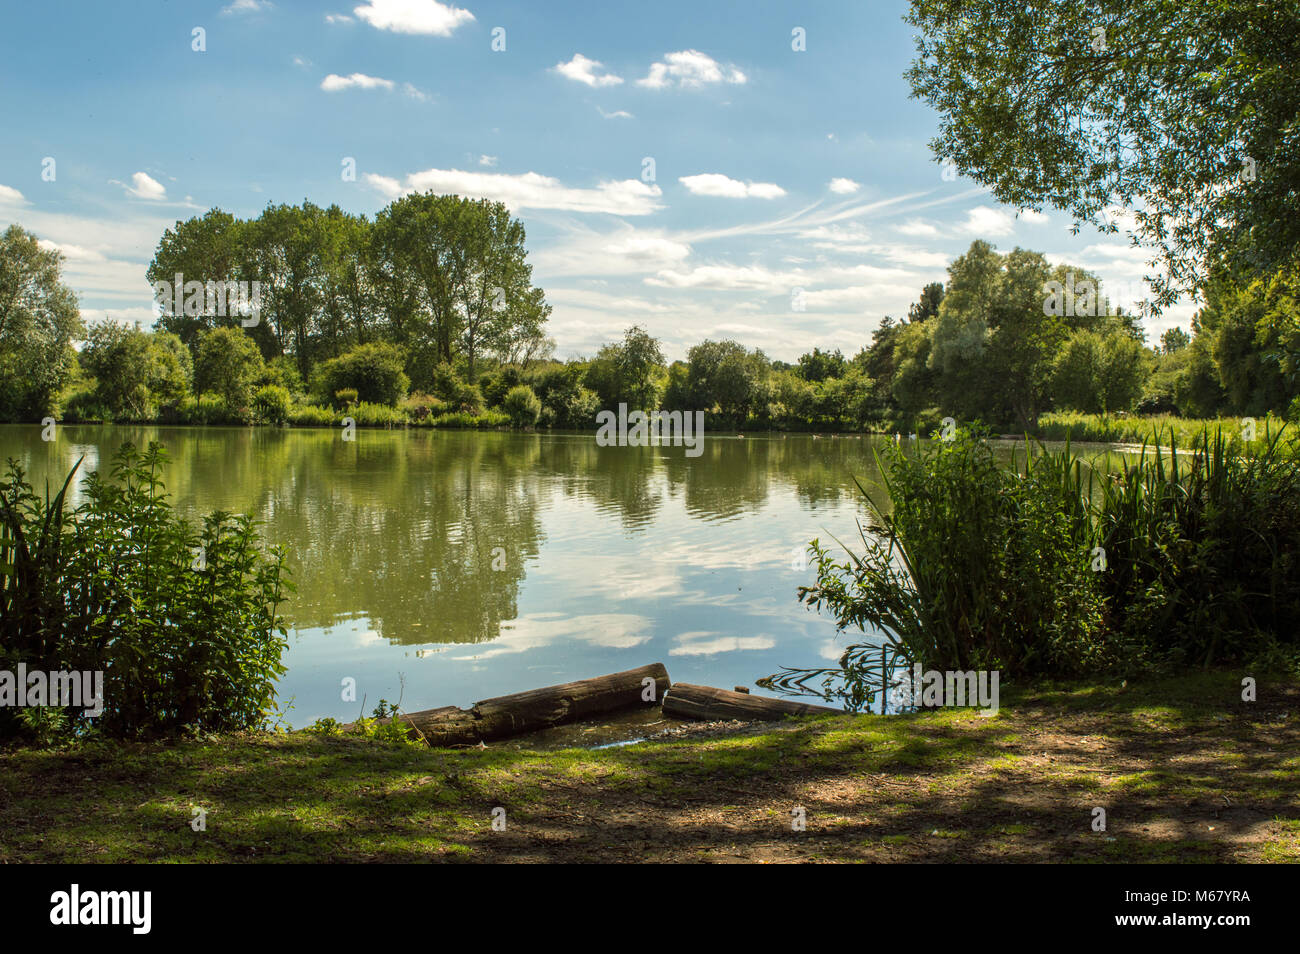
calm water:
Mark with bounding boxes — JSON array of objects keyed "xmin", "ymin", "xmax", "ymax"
[{"xmin": 0, "ymin": 424, "xmax": 1125, "ymax": 725}]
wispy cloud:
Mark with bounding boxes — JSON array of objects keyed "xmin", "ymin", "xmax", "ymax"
[
  {"xmin": 221, "ymin": 0, "xmax": 272, "ymax": 15},
  {"xmin": 365, "ymin": 167, "xmax": 664, "ymax": 216}
]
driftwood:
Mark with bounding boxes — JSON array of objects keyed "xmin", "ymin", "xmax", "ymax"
[
  {"xmin": 354, "ymin": 663, "xmax": 671, "ymax": 747},
  {"xmin": 662, "ymin": 683, "xmax": 844, "ymax": 721}
]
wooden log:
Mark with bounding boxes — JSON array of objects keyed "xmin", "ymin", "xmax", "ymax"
[
  {"xmin": 352, "ymin": 663, "xmax": 671, "ymax": 747},
  {"xmin": 662, "ymin": 683, "xmax": 844, "ymax": 721}
]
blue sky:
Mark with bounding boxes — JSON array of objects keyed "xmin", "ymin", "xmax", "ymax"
[{"xmin": 0, "ymin": 0, "xmax": 1192, "ymax": 361}]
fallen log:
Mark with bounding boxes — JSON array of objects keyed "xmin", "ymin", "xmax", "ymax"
[
  {"xmin": 662, "ymin": 683, "xmax": 844, "ymax": 721},
  {"xmin": 352, "ymin": 663, "xmax": 671, "ymax": 747}
]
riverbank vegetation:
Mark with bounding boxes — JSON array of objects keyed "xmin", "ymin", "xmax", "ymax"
[
  {"xmin": 0, "ymin": 443, "xmax": 291, "ymax": 745},
  {"xmin": 763, "ymin": 426, "xmax": 1300, "ymax": 710},
  {"xmin": 4, "ymin": 215, "xmax": 1298, "ymax": 438}
]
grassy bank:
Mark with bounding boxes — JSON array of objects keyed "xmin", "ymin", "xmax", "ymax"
[
  {"xmin": 2, "ymin": 671, "xmax": 1295, "ymax": 863},
  {"xmin": 1032, "ymin": 411, "xmax": 1292, "ymax": 446}
]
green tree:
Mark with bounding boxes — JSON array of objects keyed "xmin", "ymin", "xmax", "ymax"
[
  {"xmin": 0, "ymin": 225, "xmax": 83, "ymax": 420},
  {"xmin": 311, "ymin": 341, "xmax": 410, "ymax": 407},
  {"xmin": 683, "ymin": 339, "xmax": 768, "ymax": 424},
  {"xmin": 586, "ymin": 326, "xmax": 665, "ymax": 411},
  {"xmin": 194, "ymin": 326, "xmax": 265, "ymax": 410},
  {"xmin": 80, "ymin": 324, "xmax": 192, "ymax": 419},
  {"xmin": 1051, "ymin": 328, "xmax": 1147, "ymax": 414},
  {"xmin": 906, "ymin": 0, "xmax": 1300, "ymax": 305}
]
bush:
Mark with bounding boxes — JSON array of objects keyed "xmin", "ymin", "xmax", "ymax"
[
  {"xmin": 348, "ymin": 401, "xmax": 406, "ymax": 427},
  {"xmin": 312, "ymin": 343, "xmax": 409, "ymax": 407},
  {"xmin": 252, "ymin": 384, "xmax": 291, "ymax": 425},
  {"xmin": 0, "ymin": 443, "xmax": 291, "ymax": 741},
  {"xmin": 333, "ymin": 388, "xmax": 359, "ymax": 409},
  {"xmin": 194, "ymin": 327, "xmax": 264, "ymax": 412},
  {"xmin": 502, "ymin": 384, "xmax": 542, "ymax": 428},
  {"xmin": 431, "ymin": 410, "xmax": 510, "ymax": 428},
  {"xmin": 178, "ymin": 392, "xmax": 249, "ymax": 426},
  {"xmin": 400, "ymin": 393, "xmax": 448, "ymax": 423},
  {"xmin": 287, "ymin": 403, "xmax": 337, "ymax": 427},
  {"xmin": 761, "ymin": 426, "xmax": 1300, "ymax": 709}
]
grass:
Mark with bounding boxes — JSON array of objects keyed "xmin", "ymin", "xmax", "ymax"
[
  {"xmin": 1, "ymin": 670, "xmax": 1295, "ymax": 863},
  {"xmin": 1034, "ymin": 410, "xmax": 1294, "ymax": 447}
]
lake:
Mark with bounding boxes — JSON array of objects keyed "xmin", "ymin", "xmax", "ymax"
[{"xmin": 0, "ymin": 424, "xmax": 1127, "ymax": 725}]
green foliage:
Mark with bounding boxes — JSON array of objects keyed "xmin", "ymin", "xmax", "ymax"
[
  {"xmin": 77, "ymin": 324, "xmax": 193, "ymax": 422},
  {"xmin": 1051, "ymin": 328, "xmax": 1148, "ymax": 414},
  {"xmin": 502, "ymin": 384, "xmax": 541, "ymax": 428},
  {"xmin": 194, "ymin": 326, "xmax": 265, "ymax": 411},
  {"xmin": 905, "ymin": 0, "xmax": 1300, "ymax": 306},
  {"xmin": 585, "ymin": 325, "xmax": 665, "ymax": 411},
  {"xmin": 532, "ymin": 363, "xmax": 598, "ymax": 429},
  {"xmin": 0, "ymin": 443, "xmax": 291, "ymax": 742},
  {"xmin": 763, "ymin": 426, "xmax": 1300, "ymax": 706},
  {"xmin": 0, "ymin": 225, "xmax": 83, "ymax": 421},
  {"xmin": 287, "ymin": 403, "xmax": 337, "ymax": 427},
  {"xmin": 311, "ymin": 342, "xmax": 409, "ymax": 407},
  {"xmin": 252, "ymin": 384, "xmax": 291, "ymax": 425},
  {"xmin": 430, "ymin": 410, "xmax": 509, "ymax": 429}
]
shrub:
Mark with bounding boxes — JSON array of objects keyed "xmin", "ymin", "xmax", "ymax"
[
  {"xmin": 0, "ymin": 443, "xmax": 291, "ymax": 741},
  {"xmin": 502, "ymin": 384, "xmax": 542, "ymax": 428},
  {"xmin": 194, "ymin": 327, "xmax": 264, "ymax": 411},
  {"xmin": 287, "ymin": 403, "xmax": 337, "ymax": 427},
  {"xmin": 431, "ymin": 410, "xmax": 509, "ymax": 428},
  {"xmin": 252, "ymin": 384, "xmax": 291, "ymax": 425},
  {"xmin": 178, "ymin": 392, "xmax": 249, "ymax": 426},
  {"xmin": 400, "ymin": 393, "xmax": 448, "ymax": 423},
  {"xmin": 761, "ymin": 426, "xmax": 1300, "ymax": 709},
  {"xmin": 312, "ymin": 343, "xmax": 409, "ymax": 407},
  {"xmin": 333, "ymin": 388, "xmax": 359, "ymax": 409},
  {"xmin": 348, "ymin": 401, "xmax": 406, "ymax": 427}
]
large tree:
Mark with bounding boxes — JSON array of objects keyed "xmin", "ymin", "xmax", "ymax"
[
  {"xmin": 906, "ymin": 0, "xmax": 1300, "ymax": 306},
  {"xmin": 0, "ymin": 225, "xmax": 83, "ymax": 419}
]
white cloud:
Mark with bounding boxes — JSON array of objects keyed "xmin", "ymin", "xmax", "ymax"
[
  {"xmin": 828, "ymin": 177, "xmax": 860, "ymax": 194},
  {"xmin": 0, "ymin": 184, "xmax": 25, "ymax": 205},
  {"xmin": 478, "ymin": 154, "xmax": 497, "ymax": 167},
  {"xmin": 291, "ymin": 54, "xmax": 311, "ymax": 68},
  {"xmin": 325, "ymin": 13, "xmax": 353, "ymax": 23},
  {"xmin": 402, "ymin": 82, "xmax": 429, "ymax": 100},
  {"xmin": 321, "ymin": 72, "xmax": 395, "ymax": 92},
  {"xmin": 37, "ymin": 240, "xmax": 106, "ymax": 263},
  {"xmin": 959, "ymin": 205, "xmax": 1015, "ymax": 236},
  {"xmin": 637, "ymin": 50, "xmax": 746, "ymax": 89},
  {"xmin": 679, "ymin": 173, "xmax": 785, "ymax": 199},
  {"xmin": 552, "ymin": 53, "xmax": 623, "ymax": 88},
  {"xmin": 121, "ymin": 172, "xmax": 167, "ymax": 201},
  {"xmin": 1019, "ymin": 208, "xmax": 1050, "ymax": 224},
  {"xmin": 364, "ymin": 167, "xmax": 664, "ymax": 215},
  {"xmin": 222, "ymin": 0, "xmax": 271, "ymax": 14},
  {"xmin": 598, "ymin": 107, "xmax": 633, "ymax": 119},
  {"xmin": 352, "ymin": 0, "xmax": 474, "ymax": 36},
  {"xmin": 895, "ymin": 219, "xmax": 939, "ymax": 237}
]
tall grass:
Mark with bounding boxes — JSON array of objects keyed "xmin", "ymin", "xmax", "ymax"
[{"xmin": 761, "ymin": 425, "xmax": 1300, "ymax": 708}]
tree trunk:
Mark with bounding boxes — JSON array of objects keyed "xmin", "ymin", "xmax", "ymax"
[
  {"xmin": 350, "ymin": 663, "xmax": 671, "ymax": 747},
  {"xmin": 662, "ymin": 683, "xmax": 844, "ymax": 721}
]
